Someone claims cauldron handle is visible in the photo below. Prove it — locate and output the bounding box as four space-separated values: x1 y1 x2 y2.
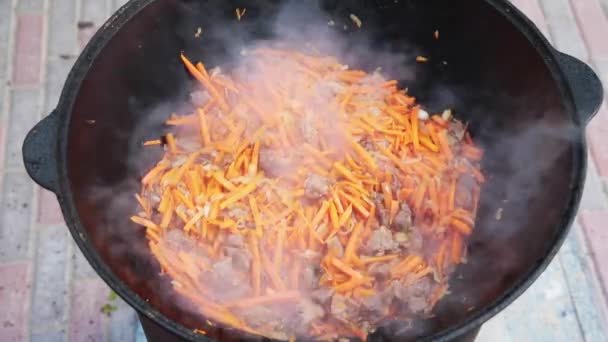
555 51 604 125
22 110 59 192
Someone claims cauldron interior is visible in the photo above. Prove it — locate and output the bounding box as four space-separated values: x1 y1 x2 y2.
66 0 579 340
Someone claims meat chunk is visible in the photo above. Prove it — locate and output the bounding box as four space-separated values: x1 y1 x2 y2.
224 247 251 272
368 262 392 280
304 174 330 199
331 294 360 324
311 287 334 304
237 306 279 328
259 149 293 177
326 235 344 258
366 226 399 255
392 203 412 232
190 90 211 107
302 265 320 289
360 290 392 317
297 299 325 325
447 120 466 146
455 173 476 208
392 278 433 314
207 258 251 301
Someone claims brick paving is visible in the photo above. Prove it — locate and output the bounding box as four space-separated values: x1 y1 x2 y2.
0 0 607 341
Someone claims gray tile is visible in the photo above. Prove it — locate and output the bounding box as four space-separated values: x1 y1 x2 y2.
540 0 589 61
31 329 67 342
44 57 74 114
72 240 98 279
109 298 138 342
81 0 110 25
483 258 584 341
559 223 608 342
30 225 71 333
5 88 41 169
48 0 78 58
16 0 44 13
0 172 34 261
0 0 12 81
579 155 608 210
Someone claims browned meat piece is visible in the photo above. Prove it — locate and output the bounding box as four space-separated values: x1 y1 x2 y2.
300 111 320 145
447 120 466 146
297 299 325 326
331 294 360 324
226 207 249 222
360 289 392 317
392 203 412 232
190 90 211 107
326 235 344 258
259 149 293 177
225 247 251 272
373 195 390 227
207 258 251 301
311 287 334 304
368 262 392 280
455 173 476 208
237 306 279 328
164 229 196 252
302 265 320 289
392 277 433 314
396 227 423 253
366 226 399 255
304 174 330 199
225 234 245 247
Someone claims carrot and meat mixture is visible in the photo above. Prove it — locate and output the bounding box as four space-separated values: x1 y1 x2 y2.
131 47 484 341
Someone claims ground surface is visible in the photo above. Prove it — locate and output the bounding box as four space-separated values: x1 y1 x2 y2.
0 0 607 341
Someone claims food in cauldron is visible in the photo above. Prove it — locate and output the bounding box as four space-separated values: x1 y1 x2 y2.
130 47 484 341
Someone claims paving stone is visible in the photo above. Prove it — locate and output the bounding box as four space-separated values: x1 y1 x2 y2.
540 0 589 60
560 222 608 342
30 225 70 333
72 240 99 280
44 57 74 114
0 261 32 342
587 103 608 178
81 0 110 25
0 172 34 261
17 0 45 14
109 298 138 342
12 14 43 86
5 88 41 170
570 0 608 60
48 0 78 58
69 278 109 342
579 210 608 298
510 0 550 36
0 0 12 81
37 188 64 225
31 330 67 342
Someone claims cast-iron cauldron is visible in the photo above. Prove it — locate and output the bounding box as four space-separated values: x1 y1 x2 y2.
22 0 604 341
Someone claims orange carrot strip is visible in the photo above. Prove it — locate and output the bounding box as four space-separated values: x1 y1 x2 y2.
180 53 229 112
338 204 353 227
411 109 420 150
274 224 286 272
219 182 257 209
198 109 212 147
249 235 262 296
184 209 205 233
311 201 330 228
130 216 158 229
261 252 287 291
437 129 454 159
343 221 363 263
142 160 170 185
451 232 463 263
143 139 162 146
450 218 473 235
211 172 237 191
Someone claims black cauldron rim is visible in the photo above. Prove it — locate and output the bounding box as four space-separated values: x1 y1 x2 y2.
22 0 603 341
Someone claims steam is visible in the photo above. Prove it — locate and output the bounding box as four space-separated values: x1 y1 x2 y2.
78 0 580 340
